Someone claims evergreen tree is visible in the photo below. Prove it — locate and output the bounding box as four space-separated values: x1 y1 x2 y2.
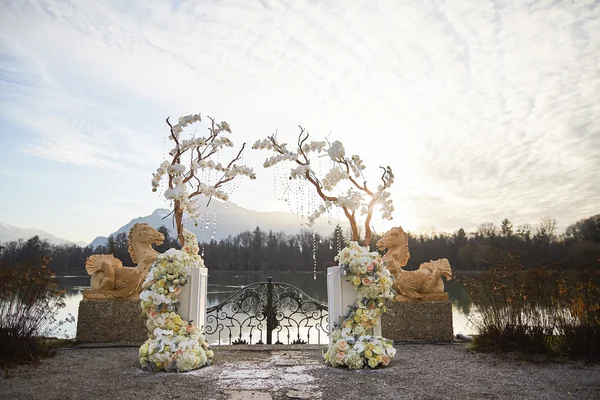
500 218 514 237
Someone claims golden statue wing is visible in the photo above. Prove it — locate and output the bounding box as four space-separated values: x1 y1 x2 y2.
85 254 123 276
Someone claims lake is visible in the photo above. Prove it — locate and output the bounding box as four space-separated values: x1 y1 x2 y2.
52 271 478 343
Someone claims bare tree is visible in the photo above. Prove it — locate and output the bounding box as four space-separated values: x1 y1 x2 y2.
535 217 557 242
477 222 498 238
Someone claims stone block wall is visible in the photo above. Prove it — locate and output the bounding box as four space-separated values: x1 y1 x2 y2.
381 301 453 342
76 298 147 343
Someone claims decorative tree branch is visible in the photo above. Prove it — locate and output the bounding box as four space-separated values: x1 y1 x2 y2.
253 126 394 248
153 113 256 246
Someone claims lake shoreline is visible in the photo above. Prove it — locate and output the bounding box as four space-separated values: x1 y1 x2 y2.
52 275 479 339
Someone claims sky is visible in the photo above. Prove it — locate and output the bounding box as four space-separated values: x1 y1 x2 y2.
0 0 599 244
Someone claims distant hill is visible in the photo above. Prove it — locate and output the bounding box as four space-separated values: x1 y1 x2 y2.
89 199 348 248
0 221 83 246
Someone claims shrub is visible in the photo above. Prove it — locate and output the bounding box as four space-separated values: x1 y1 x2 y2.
461 253 600 361
0 259 71 372
555 277 600 359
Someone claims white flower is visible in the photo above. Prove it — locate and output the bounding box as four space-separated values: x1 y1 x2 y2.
353 341 365 353
327 141 345 159
154 328 173 340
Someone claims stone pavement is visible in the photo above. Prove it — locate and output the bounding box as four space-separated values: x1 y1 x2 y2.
2 343 600 399
208 347 324 399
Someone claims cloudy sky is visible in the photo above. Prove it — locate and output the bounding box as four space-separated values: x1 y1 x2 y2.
1 0 599 244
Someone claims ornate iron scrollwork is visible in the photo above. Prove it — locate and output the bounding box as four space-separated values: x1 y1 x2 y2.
205 277 329 345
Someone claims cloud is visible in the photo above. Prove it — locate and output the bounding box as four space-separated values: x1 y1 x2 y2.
0 0 599 241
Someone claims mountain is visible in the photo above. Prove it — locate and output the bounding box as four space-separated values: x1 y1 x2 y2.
0 221 81 246
88 199 349 248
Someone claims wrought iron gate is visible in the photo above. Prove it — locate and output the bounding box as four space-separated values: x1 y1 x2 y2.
205 277 329 345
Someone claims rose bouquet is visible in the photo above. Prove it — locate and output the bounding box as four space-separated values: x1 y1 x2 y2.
324 330 396 369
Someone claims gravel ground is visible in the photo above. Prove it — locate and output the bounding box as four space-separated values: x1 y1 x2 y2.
2 342 599 400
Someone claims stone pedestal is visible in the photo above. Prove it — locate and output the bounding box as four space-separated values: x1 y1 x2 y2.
178 266 208 328
76 297 147 343
381 301 453 342
327 266 381 336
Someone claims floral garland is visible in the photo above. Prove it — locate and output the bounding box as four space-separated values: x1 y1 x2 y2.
139 229 214 372
324 242 397 369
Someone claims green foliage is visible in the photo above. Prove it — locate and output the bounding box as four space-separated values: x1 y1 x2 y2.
460 254 600 361
0 259 73 372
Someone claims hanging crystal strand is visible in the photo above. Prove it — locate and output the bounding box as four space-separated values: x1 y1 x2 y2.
336 159 344 253
299 181 303 221
286 164 295 214
324 148 332 228
329 203 333 250
273 165 279 201
313 189 320 279
276 163 284 203
211 209 217 241
312 230 317 280
202 169 209 256
200 217 209 256
211 151 220 243
197 167 206 256
278 165 286 210
285 168 292 213
336 205 342 254
301 181 305 221
160 123 169 210
295 179 300 219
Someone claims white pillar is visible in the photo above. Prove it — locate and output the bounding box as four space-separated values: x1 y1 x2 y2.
327 266 381 336
178 266 208 329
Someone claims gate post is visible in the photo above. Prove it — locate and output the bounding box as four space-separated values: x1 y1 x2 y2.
266 277 273 344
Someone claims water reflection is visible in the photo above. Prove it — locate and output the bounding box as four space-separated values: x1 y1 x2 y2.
207 271 329 305
52 272 478 339
446 280 474 315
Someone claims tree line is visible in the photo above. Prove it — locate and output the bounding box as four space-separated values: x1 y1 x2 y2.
0 215 598 276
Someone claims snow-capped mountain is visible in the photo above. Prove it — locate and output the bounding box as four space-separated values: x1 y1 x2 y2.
88 199 348 248
0 221 83 246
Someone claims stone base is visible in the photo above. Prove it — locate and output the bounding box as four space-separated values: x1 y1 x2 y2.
83 290 139 300
381 301 453 342
76 298 147 343
394 292 449 302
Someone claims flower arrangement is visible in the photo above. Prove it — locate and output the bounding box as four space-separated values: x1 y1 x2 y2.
324 331 396 369
253 125 398 368
324 242 396 369
139 229 214 372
